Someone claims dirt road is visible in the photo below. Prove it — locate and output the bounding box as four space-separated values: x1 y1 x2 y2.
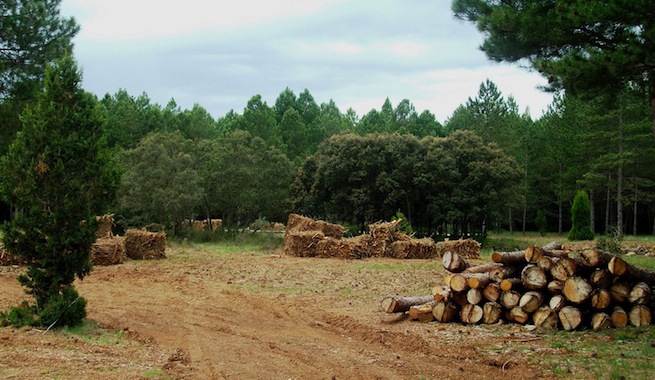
0 243 558 379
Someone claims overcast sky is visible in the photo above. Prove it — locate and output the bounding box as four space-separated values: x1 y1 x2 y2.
60 0 554 123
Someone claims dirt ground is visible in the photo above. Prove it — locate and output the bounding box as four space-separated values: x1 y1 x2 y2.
0 243 571 380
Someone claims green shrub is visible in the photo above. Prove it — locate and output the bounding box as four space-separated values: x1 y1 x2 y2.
568 190 594 241
535 210 547 237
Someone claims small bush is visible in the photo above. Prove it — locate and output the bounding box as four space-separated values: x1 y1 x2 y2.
2 286 86 328
535 210 547 237
568 190 594 241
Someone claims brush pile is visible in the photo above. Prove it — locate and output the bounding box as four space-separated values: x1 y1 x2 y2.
283 214 440 259
436 239 481 259
124 229 167 260
91 236 127 265
95 214 114 238
383 242 655 331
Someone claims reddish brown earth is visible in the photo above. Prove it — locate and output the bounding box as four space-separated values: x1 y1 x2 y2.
0 243 568 379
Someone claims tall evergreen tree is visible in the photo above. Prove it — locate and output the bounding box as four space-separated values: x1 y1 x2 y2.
452 0 655 142
0 56 118 327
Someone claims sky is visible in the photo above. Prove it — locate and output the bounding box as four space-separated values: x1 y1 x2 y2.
60 0 555 123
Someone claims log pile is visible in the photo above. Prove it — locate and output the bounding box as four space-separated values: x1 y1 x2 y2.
283 214 441 259
124 229 167 260
384 243 655 331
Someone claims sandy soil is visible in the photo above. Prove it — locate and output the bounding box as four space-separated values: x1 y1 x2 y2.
0 243 566 379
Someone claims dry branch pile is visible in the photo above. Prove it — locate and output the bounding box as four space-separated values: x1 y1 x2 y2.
384 242 655 331
124 229 167 260
436 239 481 259
0 248 25 266
95 214 115 239
91 236 127 265
283 214 440 259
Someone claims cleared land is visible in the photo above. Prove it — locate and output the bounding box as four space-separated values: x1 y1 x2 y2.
0 238 653 379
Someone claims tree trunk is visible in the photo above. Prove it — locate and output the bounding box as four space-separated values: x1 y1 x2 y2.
381 295 434 313
533 306 558 329
460 303 483 324
590 289 612 310
547 280 564 295
483 283 502 302
629 305 652 327
628 282 651 305
500 290 521 309
563 276 593 304
433 301 458 323
609 280 631 303
466 288 483 305
506 307 529 324
549 295 566 312
442 251 470 273
491 250 526 264
519 291 544 313
633 182 638 236
500 278 522 292
408 302 436 323
483 302 502 324
590 189 595 233
606 173 611 234
521 265 548 290
611 306 628 327
591 312 613 331
467 273 491 289
559 306 583 331
589 268 613 289
489 264 522 282
609 256 655 286
551 257 579 281
463 262 503 274
508 207 513 234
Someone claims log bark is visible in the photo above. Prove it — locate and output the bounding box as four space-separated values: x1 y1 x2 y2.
563 276 593 304
466 273 491 289
381 295 435 313
408 302 436 323
590 289 612 310
500 278 522 291
519 291 544 313
433 301 458 323
483 283 502 302
460 303 483 324
521 265 548 290
462 262 503 274
611 306 628 328
489 265 522 282
629 305 652 327
442 250 470 273
533 306 559 329
591 312 613 331
609 256 655 286
629 282 651 305
500 290 521 309
559 306 583 331
549 295 566 312
491 250 527 264
482 302 502 324
551 257 578 281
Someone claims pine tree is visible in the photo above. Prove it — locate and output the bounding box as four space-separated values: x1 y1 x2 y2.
0 55 118 327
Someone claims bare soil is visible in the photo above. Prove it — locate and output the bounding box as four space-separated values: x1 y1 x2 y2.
0 243 569 379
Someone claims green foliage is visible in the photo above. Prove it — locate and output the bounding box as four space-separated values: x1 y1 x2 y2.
394 211 413 235
118 131 204 230
568 190 595 241
293 131 522 235
535 209 547 236
596 227 624 255
0 56 116 327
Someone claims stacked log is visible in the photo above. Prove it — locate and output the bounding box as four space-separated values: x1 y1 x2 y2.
384 243 655 330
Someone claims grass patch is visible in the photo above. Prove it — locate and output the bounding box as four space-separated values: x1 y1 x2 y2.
61 320 125 345
537 327 655 379
142 368 173 379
